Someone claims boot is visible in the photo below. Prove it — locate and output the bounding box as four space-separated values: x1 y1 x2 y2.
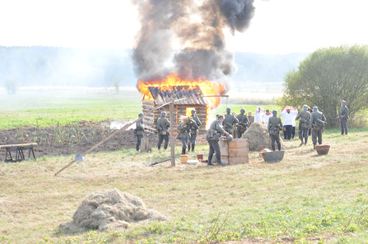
191 144 195 152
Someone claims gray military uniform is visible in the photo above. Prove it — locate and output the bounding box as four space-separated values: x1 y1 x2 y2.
310 110 326 146
296 110 311 145
236 114 249 138
177 120 192 154
157 116 170 150
340 105 349 135
268 116 283 151
135 118 144 151
207 120 227 165
189 115 202 151
223 114 239 134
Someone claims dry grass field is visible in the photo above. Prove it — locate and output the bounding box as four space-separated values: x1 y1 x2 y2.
1 129 368 243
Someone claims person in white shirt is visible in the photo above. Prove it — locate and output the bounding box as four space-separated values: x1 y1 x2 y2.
254 107 263 124
262 109 273 127
281 108 298 140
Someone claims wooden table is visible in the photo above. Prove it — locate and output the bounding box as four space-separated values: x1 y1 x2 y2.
0 143 37 162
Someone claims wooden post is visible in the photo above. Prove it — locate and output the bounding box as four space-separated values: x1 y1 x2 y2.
169 100 176 167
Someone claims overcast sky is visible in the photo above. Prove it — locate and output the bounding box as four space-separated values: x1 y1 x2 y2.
0 0 367 54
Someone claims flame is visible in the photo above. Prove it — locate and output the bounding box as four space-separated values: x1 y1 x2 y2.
137 73 226 109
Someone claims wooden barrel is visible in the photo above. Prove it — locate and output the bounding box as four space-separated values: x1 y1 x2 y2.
219 139 249 165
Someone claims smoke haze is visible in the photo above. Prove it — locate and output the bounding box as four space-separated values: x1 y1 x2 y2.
0 47 134 87
132 0 255 82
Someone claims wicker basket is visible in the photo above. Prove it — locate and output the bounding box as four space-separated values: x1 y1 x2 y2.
315 144 330 155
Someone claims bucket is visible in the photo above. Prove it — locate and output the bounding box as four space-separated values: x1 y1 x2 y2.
180 154 189 164
196 154 204 162
261 150 285 163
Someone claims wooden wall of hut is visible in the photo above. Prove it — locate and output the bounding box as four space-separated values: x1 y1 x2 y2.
142 101 208 134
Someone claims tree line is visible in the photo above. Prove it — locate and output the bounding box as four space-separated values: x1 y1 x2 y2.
280 45 368 127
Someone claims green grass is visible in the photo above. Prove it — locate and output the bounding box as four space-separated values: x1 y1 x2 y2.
0 90 280 130
1 130 368 243
0 92 141 129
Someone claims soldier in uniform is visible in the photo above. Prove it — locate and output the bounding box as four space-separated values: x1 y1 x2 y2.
236 108 249 138
189 109 202 152
268 110 283 151
156 111 170 150
206 115 231 166
177 116 193 155
134 113 145 152
339 100 349 135
223 107 239 135
310 106 327 149
295 105 311 146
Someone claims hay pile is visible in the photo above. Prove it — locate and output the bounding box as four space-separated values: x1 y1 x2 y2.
242 123 271 151
60 189 167 233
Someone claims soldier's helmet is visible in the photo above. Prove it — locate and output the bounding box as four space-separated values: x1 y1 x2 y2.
303 105 308 111
226 107 231 114
240 108 245 114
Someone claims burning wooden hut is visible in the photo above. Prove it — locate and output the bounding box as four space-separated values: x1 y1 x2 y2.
142 85 208 134
137 74 227 134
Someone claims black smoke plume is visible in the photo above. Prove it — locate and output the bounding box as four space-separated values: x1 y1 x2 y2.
132 0 255 82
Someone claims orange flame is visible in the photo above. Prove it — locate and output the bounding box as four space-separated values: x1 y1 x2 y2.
137 73 226 109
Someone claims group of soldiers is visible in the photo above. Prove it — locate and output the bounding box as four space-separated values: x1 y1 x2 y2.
205 108 251 166
268 100 349 151
134 100 349 166
134 109 202 154
176 110 202 154
267 106 327 151
268 105 327 151
206 100 349 165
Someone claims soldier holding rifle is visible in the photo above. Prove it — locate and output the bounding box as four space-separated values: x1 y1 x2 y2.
310 106 327 149
207 115 231 166
223 108 239 136
157 111 170 150
236 108 249 138
189 109 202 152
268 111 283 151
339 100 349 135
